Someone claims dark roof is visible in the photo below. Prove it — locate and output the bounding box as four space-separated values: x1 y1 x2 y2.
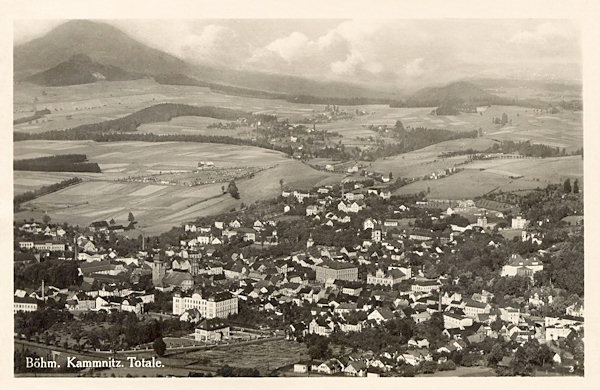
14 296 38 304
197 318 229 331
318 259 357 270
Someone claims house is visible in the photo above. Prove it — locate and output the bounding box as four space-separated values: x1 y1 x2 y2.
89 221 109 232
363 218 376 230
501 254 543 278
315 260 358 283
14 296 38 313
344 360 367 376
161 270 194 291
337 201 364 214
293 362 309 374
194 318 230 342
566 302 584 318
512 216 529 230
499 307 520 324
308 318 334 337
237 228 256 242
367 268 409 286
368 307 395 323
463 299 491 318
546 326 573 341
317 359 344 375
443 312 473 329
173 291 238 318
411 280 441 293
412 311 432 324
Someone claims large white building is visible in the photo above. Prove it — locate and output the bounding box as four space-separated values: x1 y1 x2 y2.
14 296 38 313
315 260 358 283
512 216 529 230
501 254 543 278
173 291 238 318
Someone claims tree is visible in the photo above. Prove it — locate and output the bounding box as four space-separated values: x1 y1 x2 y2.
563 178 571 193
128 211 136 223
43 214 51 224
573 179 579 194
487 343 505 366
228 180 240 199
153 337 166 357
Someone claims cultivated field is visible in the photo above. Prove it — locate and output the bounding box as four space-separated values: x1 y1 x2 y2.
137 116 255 139
14 140 341 233
180 339 310 375
393 155 583 199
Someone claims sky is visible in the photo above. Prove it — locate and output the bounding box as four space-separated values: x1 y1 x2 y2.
14 19 581 90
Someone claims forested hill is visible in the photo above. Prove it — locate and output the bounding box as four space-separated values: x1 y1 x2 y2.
27 54 144 86
403 81 508 107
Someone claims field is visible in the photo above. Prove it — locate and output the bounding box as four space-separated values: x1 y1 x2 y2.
179 339 310 375
14 140 341 233
13 80 583 230
393 155 583 199
137 116 255 139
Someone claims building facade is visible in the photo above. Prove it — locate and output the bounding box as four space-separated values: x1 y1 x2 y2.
173 291 238 318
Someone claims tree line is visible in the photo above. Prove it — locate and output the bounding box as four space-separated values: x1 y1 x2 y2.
14 154 101 173
14 177 82 210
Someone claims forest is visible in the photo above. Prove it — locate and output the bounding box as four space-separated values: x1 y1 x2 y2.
14 154 101 173
486 140 581 158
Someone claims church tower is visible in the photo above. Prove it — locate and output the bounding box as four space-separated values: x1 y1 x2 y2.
151 259 166 287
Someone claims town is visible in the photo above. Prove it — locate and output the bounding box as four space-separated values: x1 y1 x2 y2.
14 173 584 377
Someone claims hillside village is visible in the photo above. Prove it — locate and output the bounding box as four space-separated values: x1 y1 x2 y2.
14 176 583 376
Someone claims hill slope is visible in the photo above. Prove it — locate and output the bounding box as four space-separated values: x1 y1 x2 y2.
405 81 504 107
27 54 144 86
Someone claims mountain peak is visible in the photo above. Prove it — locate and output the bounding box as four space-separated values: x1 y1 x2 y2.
15 20 190 78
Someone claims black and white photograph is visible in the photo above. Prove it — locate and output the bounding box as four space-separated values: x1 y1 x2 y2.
5 1 596 384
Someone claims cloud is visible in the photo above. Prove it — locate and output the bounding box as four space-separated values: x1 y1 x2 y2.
264 32 310 62
178 24 246 65
331 50 383 76
509 22 571 45
404 58 425 77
